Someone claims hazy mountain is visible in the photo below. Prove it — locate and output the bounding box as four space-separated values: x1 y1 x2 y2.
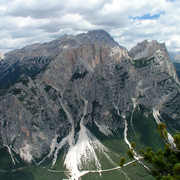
0 30 179 180
168 51 180 79
169 51 180 62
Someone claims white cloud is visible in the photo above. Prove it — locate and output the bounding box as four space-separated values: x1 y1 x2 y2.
0 0 180 53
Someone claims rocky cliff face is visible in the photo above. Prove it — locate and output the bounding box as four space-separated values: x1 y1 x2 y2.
0 30 180 179
0 30 120 91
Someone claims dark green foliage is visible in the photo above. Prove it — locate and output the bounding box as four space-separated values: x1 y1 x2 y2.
126 124 180 180
132 105 164 150
10 88 22 95
174 133 180 149
58 108 67 120
130 142 136 149
0 170 34 180
142 147 155 164
133 57 155 68
20 78 29 86
161 113 180 132
0 56 50 91
139 149 145 155
44 85 52 92
156 149 163 156
173 163 180 176
119 157 126 167
127 149 134 159
70 69 88 81
158 122 168 139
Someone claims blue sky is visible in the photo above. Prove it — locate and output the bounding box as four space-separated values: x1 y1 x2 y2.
0 0 180 53
131 12 165 20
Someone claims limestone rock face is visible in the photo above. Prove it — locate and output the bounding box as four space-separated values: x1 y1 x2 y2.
129 40 168 59
0 30 180 161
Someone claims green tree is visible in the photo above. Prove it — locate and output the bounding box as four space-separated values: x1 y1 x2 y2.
119 157 126 167
126 123 180 180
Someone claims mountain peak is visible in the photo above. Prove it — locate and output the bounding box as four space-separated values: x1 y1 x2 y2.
129 39 167 60
87 29 112 37
76 29 122 48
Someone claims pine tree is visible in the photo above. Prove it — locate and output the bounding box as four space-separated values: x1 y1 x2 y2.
125 123 180 179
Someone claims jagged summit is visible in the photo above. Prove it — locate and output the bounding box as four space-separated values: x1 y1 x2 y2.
129 39 168 60
0 30 176 92
4 30 169 63
76 29 120 47
3 30 120 60
0 30 127 90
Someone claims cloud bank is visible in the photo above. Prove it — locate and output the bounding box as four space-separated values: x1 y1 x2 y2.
0 0 180 53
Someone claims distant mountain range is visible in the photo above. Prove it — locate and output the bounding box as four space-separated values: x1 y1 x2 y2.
168 51 180 79
168 51 180 62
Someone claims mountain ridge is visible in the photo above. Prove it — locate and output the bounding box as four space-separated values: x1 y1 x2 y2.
0 30 124 91
0 30 180 180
